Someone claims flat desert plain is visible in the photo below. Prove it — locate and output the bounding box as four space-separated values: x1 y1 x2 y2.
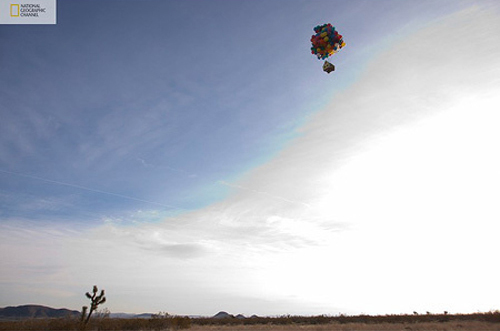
189 321 500 331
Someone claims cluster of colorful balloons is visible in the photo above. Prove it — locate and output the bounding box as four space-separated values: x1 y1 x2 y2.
310 23 345 60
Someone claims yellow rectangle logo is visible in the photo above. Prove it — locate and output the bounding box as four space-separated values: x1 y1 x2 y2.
10 4 20 17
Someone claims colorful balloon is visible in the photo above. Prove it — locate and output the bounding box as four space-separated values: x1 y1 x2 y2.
310 23 346 61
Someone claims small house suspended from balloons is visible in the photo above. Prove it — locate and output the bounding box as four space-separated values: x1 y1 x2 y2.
310 23 345 74
322 61 335 73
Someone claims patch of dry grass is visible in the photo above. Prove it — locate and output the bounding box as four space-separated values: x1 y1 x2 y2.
188 321 500 331
1 312 499 331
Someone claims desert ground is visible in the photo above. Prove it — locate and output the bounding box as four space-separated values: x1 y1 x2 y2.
1 312 500 331
188 321 500 331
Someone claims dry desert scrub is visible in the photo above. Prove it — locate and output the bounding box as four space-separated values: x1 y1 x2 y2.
1 312 499 331
188 321 500 331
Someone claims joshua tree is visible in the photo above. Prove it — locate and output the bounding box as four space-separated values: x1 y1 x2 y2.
81 285 106 326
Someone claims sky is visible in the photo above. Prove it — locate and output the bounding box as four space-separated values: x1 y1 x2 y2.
1 0 500 317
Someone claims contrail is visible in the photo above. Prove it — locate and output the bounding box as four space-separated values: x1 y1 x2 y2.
218 180 311 208
0 168 184 210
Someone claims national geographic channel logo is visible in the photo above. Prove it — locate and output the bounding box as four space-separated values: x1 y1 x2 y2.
1 0 56 24
11 4 46 18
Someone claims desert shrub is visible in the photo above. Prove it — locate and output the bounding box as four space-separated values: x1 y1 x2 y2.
149 313 191 330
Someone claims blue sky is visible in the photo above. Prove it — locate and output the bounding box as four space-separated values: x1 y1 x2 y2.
1 0 500 316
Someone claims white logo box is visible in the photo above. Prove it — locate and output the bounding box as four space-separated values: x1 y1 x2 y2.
0 0 56 24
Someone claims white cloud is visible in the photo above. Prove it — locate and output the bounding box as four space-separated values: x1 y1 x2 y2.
156 5 500 314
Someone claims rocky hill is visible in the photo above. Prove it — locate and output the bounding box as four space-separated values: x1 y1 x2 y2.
0 305 80 320
212 311 249 319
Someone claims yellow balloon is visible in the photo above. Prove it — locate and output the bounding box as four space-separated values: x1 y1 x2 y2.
320 32 327 37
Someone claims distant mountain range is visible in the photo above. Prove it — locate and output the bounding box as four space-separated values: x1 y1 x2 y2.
0 305 80 320
108 312 154 319
0 305 254 320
